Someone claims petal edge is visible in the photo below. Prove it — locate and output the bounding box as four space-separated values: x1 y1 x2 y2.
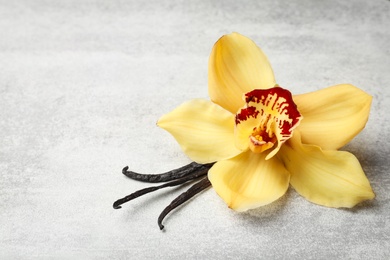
158 99 241 164
294 84 372 149
208 32 276 113
209 151 290 211
279 132 375 208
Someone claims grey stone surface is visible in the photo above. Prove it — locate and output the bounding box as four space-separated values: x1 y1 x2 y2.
1 0 389 259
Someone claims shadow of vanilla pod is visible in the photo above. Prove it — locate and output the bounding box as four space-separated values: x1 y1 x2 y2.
113 32 375 230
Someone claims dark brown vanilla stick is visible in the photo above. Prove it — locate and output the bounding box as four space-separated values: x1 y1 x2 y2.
113 167 210 209
157 177 211 230
122 162 214 183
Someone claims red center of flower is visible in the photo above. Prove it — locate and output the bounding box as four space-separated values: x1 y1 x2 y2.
234 86 302 159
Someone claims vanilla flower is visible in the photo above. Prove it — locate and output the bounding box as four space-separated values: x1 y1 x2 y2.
114 33 374 229
158 32 374 211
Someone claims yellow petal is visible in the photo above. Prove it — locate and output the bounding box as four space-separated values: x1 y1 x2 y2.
279 132 375 208
294 84 372 150
208 32 276 114
208 151 290 211
157 99 242 164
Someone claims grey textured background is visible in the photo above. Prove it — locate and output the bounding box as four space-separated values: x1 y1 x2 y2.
1 0 389 259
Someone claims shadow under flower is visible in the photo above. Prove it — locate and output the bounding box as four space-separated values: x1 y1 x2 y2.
241 188 291 221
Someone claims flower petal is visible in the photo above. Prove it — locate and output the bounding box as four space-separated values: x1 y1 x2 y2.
208 32 276 114
279 132 375 208
157 99 242 164
208 151 290 211
294 84 372 150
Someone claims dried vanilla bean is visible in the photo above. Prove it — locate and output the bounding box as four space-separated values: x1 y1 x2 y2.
113 162 215 230
113 166 209 209
122 162 213 183
158 177 211 230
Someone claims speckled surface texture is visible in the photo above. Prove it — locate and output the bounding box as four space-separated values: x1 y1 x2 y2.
1 0 389 259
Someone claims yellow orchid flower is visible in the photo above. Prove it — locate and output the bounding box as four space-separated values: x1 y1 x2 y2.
157 32 374 212
113 33 375 230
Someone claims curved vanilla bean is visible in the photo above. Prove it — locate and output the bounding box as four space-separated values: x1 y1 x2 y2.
113 167 209 209
157 177 211 230
122 162 214 183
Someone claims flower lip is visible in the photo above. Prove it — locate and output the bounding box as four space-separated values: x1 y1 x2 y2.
234 86 303 159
